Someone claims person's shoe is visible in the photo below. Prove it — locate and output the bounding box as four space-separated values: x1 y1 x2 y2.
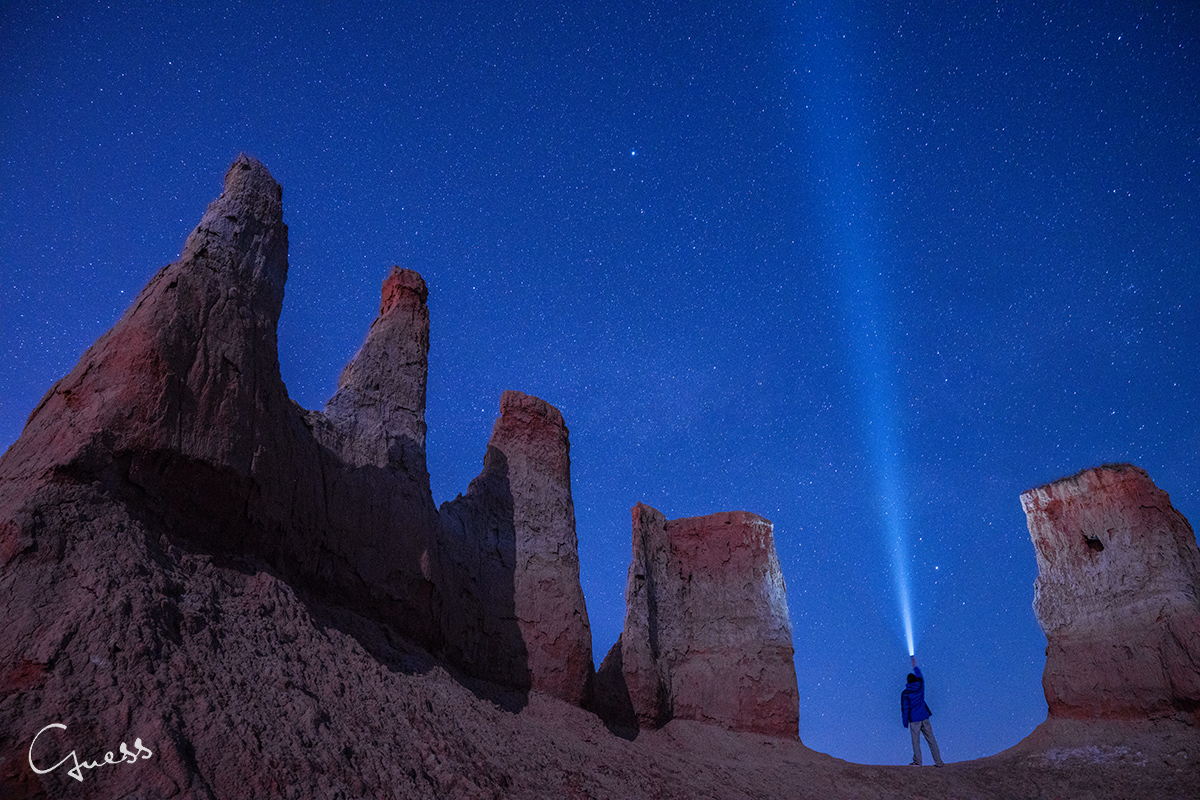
934 763 944 768
909 761 920 766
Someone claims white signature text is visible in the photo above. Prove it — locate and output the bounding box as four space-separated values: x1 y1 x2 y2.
28 723 153 783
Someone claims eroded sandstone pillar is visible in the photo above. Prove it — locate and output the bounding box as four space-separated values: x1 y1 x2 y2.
439 391 593 704
597 503 798 737
1021 464 1200 721
321 266 430 477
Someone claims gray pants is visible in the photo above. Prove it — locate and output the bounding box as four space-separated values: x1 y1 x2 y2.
909 718 944 766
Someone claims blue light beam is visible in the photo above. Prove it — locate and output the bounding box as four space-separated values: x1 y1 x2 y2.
842 272 916 658
794 1 917 656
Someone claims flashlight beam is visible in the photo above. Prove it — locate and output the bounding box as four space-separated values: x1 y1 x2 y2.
794 0 919 656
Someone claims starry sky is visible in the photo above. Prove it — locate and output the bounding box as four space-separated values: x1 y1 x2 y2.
2 0 1197 766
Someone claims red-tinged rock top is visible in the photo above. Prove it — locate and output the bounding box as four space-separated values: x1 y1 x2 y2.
657 509 776 572
500 389 566 428
380 266 428 316
1021 464 1200 629
1021 464 1200 721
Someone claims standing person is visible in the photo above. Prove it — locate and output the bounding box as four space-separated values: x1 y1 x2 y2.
901 654 944 766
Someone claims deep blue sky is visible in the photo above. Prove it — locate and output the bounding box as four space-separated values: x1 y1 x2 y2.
2 1 1197 765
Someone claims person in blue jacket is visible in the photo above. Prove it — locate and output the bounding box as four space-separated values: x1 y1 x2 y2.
901 654 944 766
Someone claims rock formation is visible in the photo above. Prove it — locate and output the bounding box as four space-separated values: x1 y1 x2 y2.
0 155 598 686
0 156 602 796
4 156 1197 798
438 390 593 704
318 266 431 475
303 263 442 644
595 504 799 738
1021 463 1200 722
0 159 444 646
0 155 291 490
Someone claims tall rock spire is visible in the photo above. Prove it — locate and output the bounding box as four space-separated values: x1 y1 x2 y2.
0 154 290 487
438 391 594 704
321 267 430 477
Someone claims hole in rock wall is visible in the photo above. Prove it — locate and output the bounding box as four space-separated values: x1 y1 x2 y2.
1084 535 1105 553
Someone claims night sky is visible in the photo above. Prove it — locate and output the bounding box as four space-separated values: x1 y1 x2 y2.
3 1 1197 766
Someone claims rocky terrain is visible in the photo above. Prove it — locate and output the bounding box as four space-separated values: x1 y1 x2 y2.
1 157 1197 798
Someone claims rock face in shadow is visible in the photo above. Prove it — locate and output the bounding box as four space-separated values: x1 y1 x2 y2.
1021 463 1200 722
0 157 599 796
0 155 442 647
595 503 799 738
439 391 593 705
